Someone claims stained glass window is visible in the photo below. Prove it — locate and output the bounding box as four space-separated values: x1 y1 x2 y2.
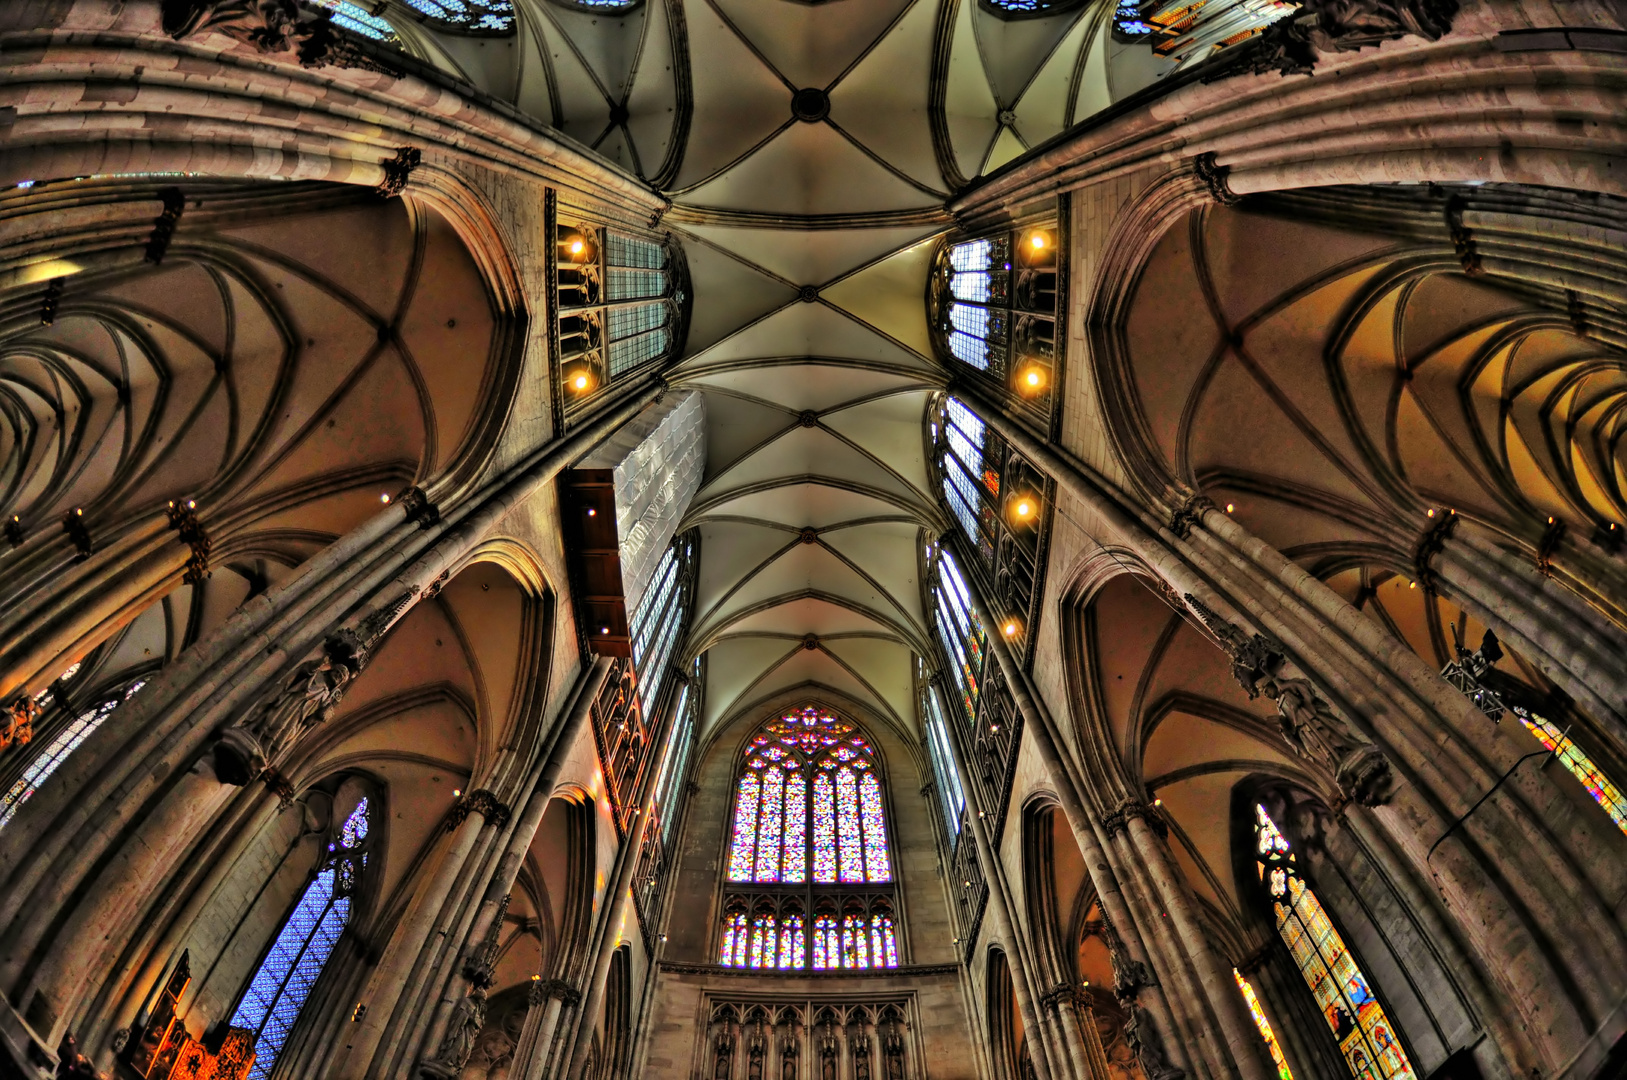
933 548 986 730
0 678 144 832
718 707 898 969
1509 704 1627 835
924 682 967 839
312 0 398 40
931 230 1057 404
1112 0 1297 65
630 540 689 714
400 0 515 31
557 223 683 402
232 798 371 1080
1235 968 1294 1080
1255 805 1416 1080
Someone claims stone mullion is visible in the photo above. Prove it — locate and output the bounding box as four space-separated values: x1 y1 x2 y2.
561 803 648 1080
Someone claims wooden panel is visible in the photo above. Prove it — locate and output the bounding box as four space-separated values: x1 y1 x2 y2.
560 468 632 656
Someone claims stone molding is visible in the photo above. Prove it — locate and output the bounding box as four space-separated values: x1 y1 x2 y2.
658 962 961 979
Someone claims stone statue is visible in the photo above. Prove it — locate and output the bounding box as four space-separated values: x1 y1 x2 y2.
1124 1004 1185 1080
420 986 488 1079
56 1033 103 1080
1274 678 1393 807
1246 0 1457 75
213 632 363 785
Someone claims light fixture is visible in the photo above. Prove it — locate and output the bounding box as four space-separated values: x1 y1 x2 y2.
564 361 597 395
1028 230 1049 251
1427 508 1436 518
600 626 610 635
1225 503 1235 513
560 230 593 262
1409 581 1417 589
1020 365 1046 392
1012 496 1036 521
1003 620 1019 637
380 492 391 504
453 788 462 797
1153 798 1162 807
586 508 596 517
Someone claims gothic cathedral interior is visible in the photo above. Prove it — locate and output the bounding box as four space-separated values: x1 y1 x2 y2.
1 1 1625 1079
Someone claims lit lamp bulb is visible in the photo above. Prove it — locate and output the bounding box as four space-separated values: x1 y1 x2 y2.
1029 231 1049 251
573 373 589 391
569 239 585 256
1013 497 1035 521
1003 620 1019 637
1021 365 1045 392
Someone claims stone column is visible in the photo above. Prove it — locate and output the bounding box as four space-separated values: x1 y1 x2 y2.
956 538 1213 1080
562 803 646 1080
416 660 612 1064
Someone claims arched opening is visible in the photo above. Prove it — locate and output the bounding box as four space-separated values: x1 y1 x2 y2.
717 704 900 970
986 946 1029 1080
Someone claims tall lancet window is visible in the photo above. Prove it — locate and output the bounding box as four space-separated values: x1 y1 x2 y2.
1255 805 1417 1080
232 797 373 1080
0 673 144 832
718 706 899 970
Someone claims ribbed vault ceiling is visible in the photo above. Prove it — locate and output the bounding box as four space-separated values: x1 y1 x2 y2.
650 0 1115 742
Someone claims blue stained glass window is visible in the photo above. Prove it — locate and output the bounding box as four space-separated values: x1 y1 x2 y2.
312 0 398 40
400 0 515 31
933 548 986 730
630 541 688 713
1 678 144 832
232 798 371 1080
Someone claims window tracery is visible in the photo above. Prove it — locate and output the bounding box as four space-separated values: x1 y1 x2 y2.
556 222 688 417
232 796 373 1080
0 674 145 832
928 227 1058 419
1254 805 1416 1080
398 0 515 32
313 0 399 40
980 0 1088 17
718 706 899 970
926 537 1022 837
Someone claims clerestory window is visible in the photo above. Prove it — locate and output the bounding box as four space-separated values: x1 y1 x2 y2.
398 0 515 32
0 672 144 832
929 228 1058 415
717 706 900 970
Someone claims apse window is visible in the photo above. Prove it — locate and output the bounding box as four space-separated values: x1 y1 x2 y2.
312 0 399 40
718 706 899 970
930 226 1057 413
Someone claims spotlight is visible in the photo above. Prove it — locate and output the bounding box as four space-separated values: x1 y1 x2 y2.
1020 365 1046 392
1225 503 1235 513
1028 231 1049 251
1012 496 1036 522
1003 620 1019 637
381 493 392 504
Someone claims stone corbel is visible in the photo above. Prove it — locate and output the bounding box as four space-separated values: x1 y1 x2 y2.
375 148 422 199
1167 491 1216 539
1183 595 1393 807
1191 155 1241 207
166 499 212 585
396 485 442 530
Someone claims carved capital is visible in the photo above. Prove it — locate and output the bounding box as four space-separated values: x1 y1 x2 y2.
376 147 422 199
1536 516 1567 578
261 766 296 809
446 789 513 832
1412 510 1458 593
1168 492 1216 539
396 485 441 530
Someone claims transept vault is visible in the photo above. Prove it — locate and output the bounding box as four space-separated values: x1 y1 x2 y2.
1 2 1626 1080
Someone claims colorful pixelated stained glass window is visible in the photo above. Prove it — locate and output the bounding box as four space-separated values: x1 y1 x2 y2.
232 798 371 1080
1234 968 1294 1080
932 231 1056 402
0 677 145 832
719 707 898 970
1255 805 1416 1080
726 706 891 885
933 548 986 731
1509 704 1627 836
